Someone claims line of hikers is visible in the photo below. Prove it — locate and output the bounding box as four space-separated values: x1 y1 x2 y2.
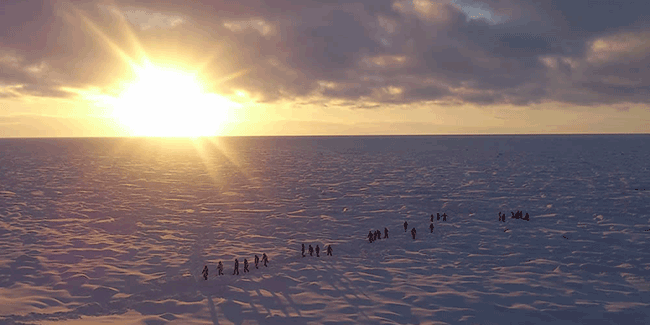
402 213 450 241
302 243 333 257
367 214 447 243
368 228 389 243
202 253 269 279
499 211 529 222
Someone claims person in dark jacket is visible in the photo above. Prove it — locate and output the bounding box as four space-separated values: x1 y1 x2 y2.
309 244 314 256
302 244 305 257
262 253 268 267
202 265 209 280
255 254 259 268
437 213 440 221
429 223 434 233
384 227 389 239
404 221 408 232
368 231 374 243
326 245 333 256
411 227 417 240
316 245 320 257
217 261 223 275
431 214 434 222
243 259 249 273
442 213 447 221
233 259 239 275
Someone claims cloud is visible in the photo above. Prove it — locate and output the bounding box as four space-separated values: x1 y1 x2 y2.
0 0 649 110
587 31 650 64
223 19 275 37
119 8 185 30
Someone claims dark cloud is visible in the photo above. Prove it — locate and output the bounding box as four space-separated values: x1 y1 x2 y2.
406 85 450 101
461 92 504 105
296 10 380 70
583 82 650 103
1 0 649 109
540 0 650 33
0 1 62 58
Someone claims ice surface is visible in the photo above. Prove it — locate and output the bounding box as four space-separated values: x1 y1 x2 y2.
0 135 649 324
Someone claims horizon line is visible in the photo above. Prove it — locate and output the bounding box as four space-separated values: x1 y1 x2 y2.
0 133 649 140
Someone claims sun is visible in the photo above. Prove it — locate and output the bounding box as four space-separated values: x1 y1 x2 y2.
112 62 237 137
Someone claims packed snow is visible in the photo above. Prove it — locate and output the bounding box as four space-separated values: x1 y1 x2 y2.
0 135 649 324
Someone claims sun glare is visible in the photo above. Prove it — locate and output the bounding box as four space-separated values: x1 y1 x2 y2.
112 62 237 137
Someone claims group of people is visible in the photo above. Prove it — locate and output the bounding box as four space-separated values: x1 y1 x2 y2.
401 220 418 240
428 213 449 234
201 253 269 280
368 228 389 243
432 213 448 222
302 243 333 257
364 212 451 244
200 208 537 280
499 211 530 221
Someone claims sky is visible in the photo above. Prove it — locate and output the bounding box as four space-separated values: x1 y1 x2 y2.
1 0 649 137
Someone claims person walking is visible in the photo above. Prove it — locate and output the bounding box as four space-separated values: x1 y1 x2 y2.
243 259 249 273
202 265 209 280
437 213 440 221
255 254 259 268
404 221 408 232
429 223 434 233
326 245 333 256
368 231 374 243
442 213 447 221
431 214 434 222
315 245 320 257
384 227 388 239
217 261 224 275
411 227 417 240
233 259 239 275
262 253 268 267
309 244 314 256
302 244 305 257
